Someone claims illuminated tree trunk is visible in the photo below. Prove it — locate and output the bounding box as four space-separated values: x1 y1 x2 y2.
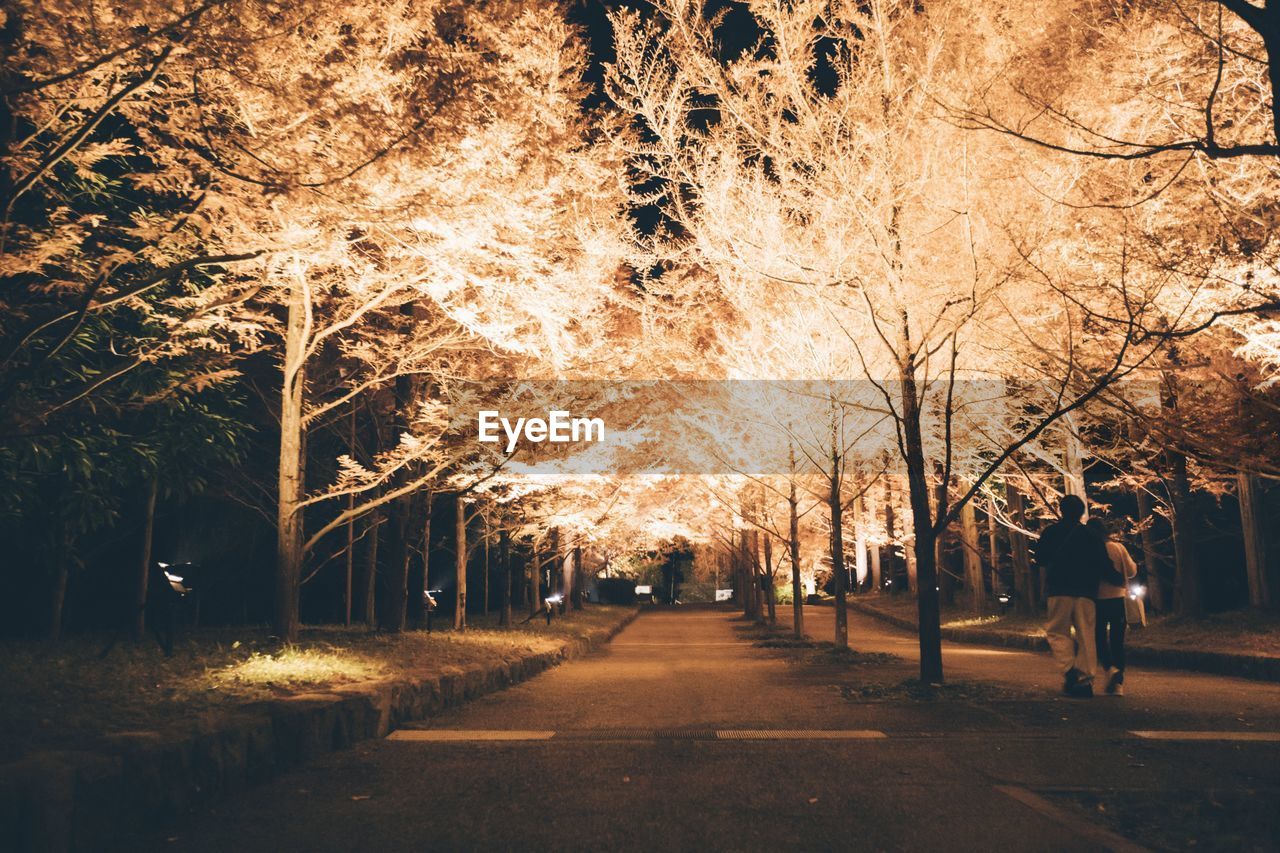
935 470 955 607
854 496 868 593
529 549 542 618
572 543 584 610
1063 414 1087 513
133 476 158 640
362 513 380 627
380 361 416 633
788 447 804 638
1238 472 1272 610
1006 483 1035 617
483 514 491 617
1135 486 1165 612
829 436 848 650
762 532 776 625
739 529 753 619
499 526 512 627
417 490 432 627
960 495 983 614
344 408 356 627
275 284 307 643
1162 380 1202 617
986 500 1000 595
884 481 898 593
454 496 467 630
902 356 943 684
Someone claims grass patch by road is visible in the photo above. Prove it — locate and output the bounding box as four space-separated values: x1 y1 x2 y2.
0 606 633 764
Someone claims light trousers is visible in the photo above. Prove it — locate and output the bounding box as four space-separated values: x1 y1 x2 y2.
1045 596 1097 682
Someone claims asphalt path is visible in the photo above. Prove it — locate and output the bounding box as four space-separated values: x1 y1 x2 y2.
130 605 1280 852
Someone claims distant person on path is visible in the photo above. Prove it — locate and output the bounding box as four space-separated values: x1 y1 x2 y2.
1033 495 1108 698
1087 517 1138 696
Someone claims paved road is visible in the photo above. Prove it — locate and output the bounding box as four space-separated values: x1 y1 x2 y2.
133 606 1280 852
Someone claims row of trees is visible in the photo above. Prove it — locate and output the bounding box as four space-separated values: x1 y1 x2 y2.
2 1 1277 683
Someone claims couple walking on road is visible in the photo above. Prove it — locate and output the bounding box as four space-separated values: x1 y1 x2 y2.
1035 494 1139 698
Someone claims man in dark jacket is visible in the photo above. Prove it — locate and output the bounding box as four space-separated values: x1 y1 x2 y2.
1033 495 1107 697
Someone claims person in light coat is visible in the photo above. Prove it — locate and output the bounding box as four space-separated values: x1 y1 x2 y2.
1087 517 1138 696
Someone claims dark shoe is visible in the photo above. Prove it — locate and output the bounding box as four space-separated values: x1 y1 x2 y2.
1068 681 1094 699
1062 668 1080 695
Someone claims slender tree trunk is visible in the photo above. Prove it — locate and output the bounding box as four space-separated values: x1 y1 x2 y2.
483 514 490 617
275 284 308 642
133 476 158 640
1006 483 1035 617
884 480 898 593
762 533 776 625
529 549 542 618
854 496 868 593
902 358 943 684
344 408 356 627
454 496 467 630
572 544 584 610
1166 448 1202 617
1135 486 1165 612
1063 414 1087 513
739 529 752 618
934 472 955 607
500 527 512 626
960 496 983 614
986 499 1000 595
905 536 918 595
362 513 380 627
830 440 848 650
789 451 804 638
419 490 433 627
1238 472 1272 609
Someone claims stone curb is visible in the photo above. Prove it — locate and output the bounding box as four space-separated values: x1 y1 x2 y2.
1 609 638 852
846 600 1280 683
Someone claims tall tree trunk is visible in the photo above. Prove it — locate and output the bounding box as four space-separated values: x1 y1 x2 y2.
275 284 308 642
1135 486 1165 613
789 451 804 639
500 526 512 627
454 495 467 630
572 543 584 610
1167 447 1203 617
482 514 491 617
829 438 848 650
986 499 1000 595
1063 414 1087 513
419 491 433 627
133 476 158 640
1006 483 1035 616
762 533 776 625
1238 472 1272 610
362 513 380 627
853 496 868 593
905 536 918 595
529 549 542 618
902 358 943 684
960 495 983 614
739 529 753 618
344 408 356 627
884 480 898 592
935 471 955 606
